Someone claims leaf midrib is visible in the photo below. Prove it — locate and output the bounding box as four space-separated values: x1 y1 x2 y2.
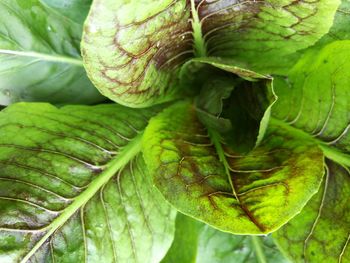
208 128 266 232
270 117 350 167
20 133 143 263
190 0 207 57
0 49 83 66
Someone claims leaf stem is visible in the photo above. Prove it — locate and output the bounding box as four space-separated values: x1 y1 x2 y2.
190 0 207 57
21 133 143 262
251 236 267 263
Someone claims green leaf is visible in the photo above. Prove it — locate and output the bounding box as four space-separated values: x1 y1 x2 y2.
161 213 202 263
272 0 350 74
273 160 350 263
271 40 350 262
82 0 192 107
318 0 350 44
143 101 324 235
200 0 340 73
162 213 289 263
40 0 92 24
0 0 105 106
0 103 176 262
82 0 339 106
273 41 350 159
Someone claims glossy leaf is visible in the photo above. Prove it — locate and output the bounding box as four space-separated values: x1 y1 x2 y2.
0 0 105 106
0 103 175 262
163 213 288 263
143 101 324 235
274 160 350 263
82 0 338 106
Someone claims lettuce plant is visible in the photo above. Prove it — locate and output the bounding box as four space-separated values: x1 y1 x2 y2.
0 0 349 262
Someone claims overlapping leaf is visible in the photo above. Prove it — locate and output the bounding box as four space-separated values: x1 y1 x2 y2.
0 0 105 106
198 0 340 73
41 0 92 24
273 41 350 158
82 0 338 107
143 101 324 235
274 160 350 263
0 103 176 263
162 213 288 263
271 40 350 262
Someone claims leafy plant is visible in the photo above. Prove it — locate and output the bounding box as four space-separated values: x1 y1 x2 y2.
0 0 349 262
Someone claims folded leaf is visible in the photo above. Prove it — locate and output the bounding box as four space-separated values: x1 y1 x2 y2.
162 213 288 263
0 0 105 106
274 160 350 263
143 101 324 234
193 63 275 152
0 103 175 262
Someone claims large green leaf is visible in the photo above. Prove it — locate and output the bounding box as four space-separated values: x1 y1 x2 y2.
162 213 288 263
82 0 338 107
273 41 350 158
0 103 176 262
82 0 192 107
271 40 350 262
0 0 105 106
143 101 324 235
274 160 350 263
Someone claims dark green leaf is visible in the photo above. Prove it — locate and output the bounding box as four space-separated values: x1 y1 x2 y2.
0 103 175 262
0 0 105 106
